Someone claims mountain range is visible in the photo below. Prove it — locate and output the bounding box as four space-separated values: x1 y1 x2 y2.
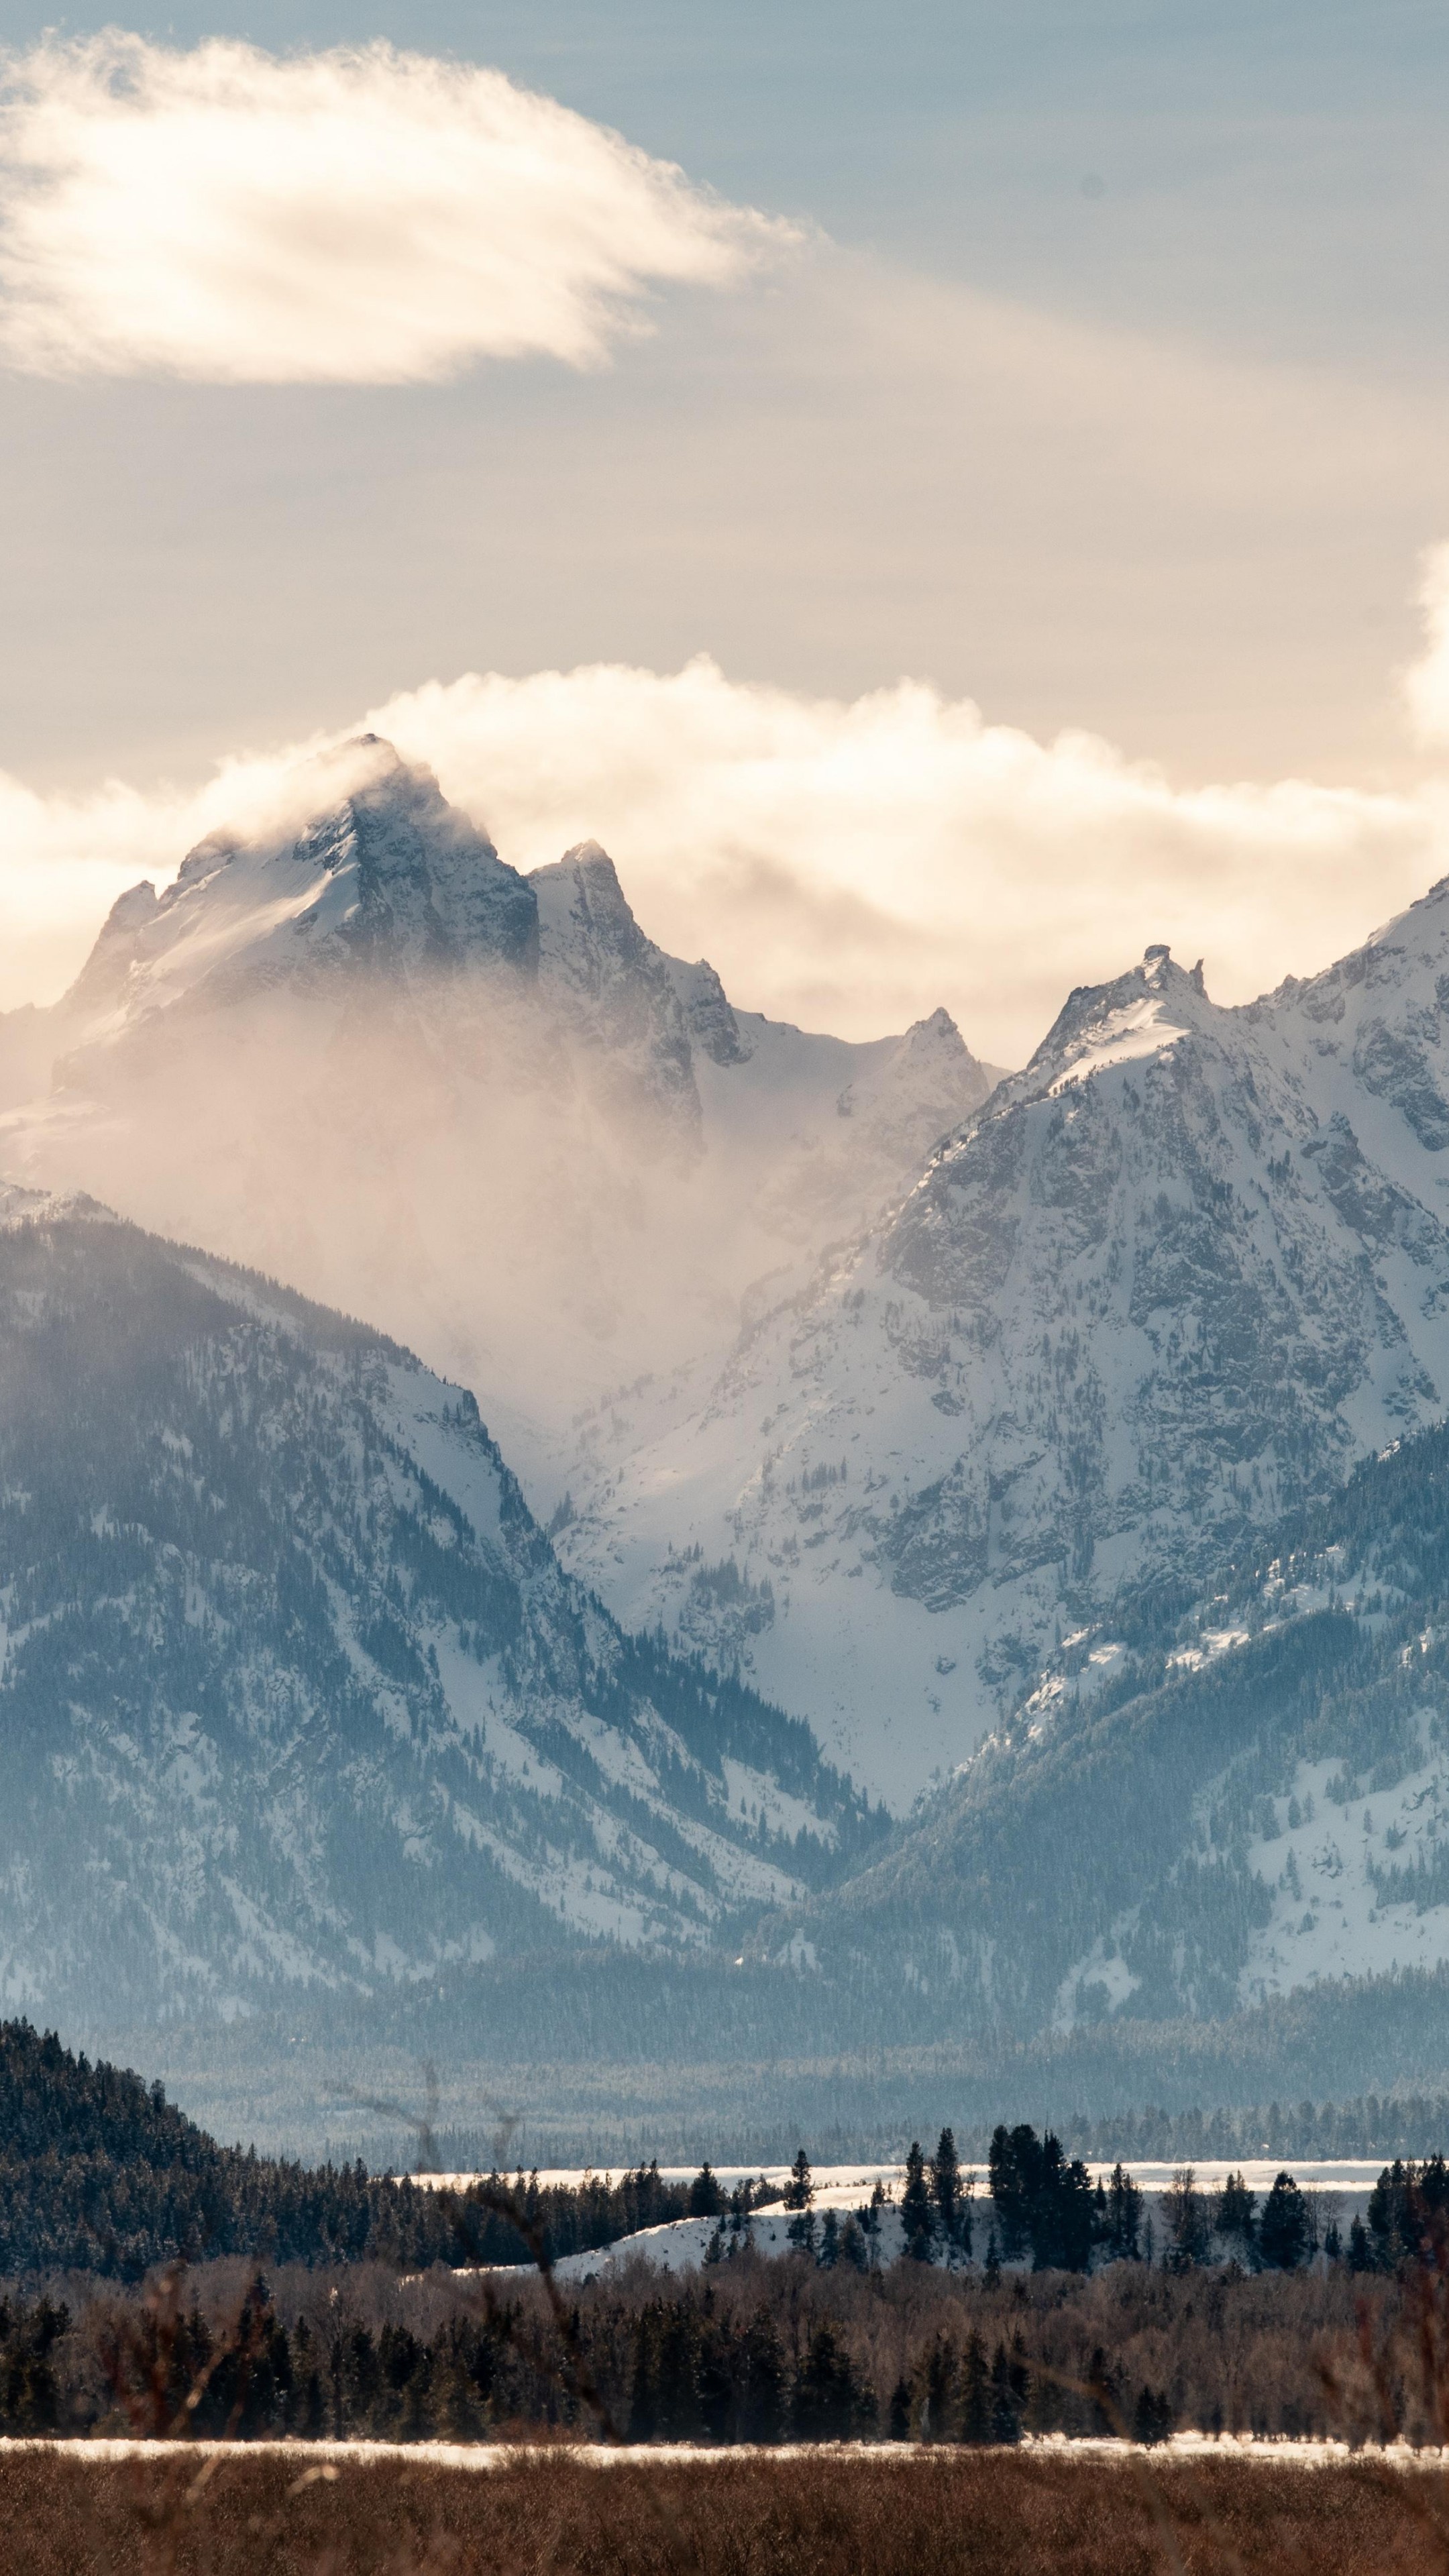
8 737 1449 2137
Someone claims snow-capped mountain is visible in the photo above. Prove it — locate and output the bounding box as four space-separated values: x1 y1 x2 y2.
549 892 1449 1803
753 1401 1449 2090
0 742 996 1489
0 1184 873 2027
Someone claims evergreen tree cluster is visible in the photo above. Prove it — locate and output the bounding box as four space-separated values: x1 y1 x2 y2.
987 2126 1097 2272
900 2133 974 2263
1352 2155 1449 2272
1159 2167 1316 2273
1038 2092 1449 2167
0 2023 727 2282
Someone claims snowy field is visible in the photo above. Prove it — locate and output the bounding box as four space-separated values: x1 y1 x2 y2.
7 2434 1449 2469
415 2161 1393 2197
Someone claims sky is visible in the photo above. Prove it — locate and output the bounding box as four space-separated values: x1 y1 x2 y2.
2 2 1449 1061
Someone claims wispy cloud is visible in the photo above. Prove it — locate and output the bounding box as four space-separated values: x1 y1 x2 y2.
1403 543 1449 747
0 35 794 382
3 647 1445 1063
368 659 1445 1062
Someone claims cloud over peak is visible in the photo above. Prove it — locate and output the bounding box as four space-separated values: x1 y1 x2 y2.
3 646 1445 1065
0 34 794 383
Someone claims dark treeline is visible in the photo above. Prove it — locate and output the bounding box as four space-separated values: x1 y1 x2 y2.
7 2246 1448 2449
0 2023 741 2281
383 2082 1449 2184
1012 2092 1449 2166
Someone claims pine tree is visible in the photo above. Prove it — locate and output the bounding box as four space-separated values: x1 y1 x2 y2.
989 2340 1024 2443
1258 2171 1311 2271
1132 2384 1174 2445
860 2180 886 2270
838 2214 869 2271
930 2127 964 2256
914 2332 956 2442
786 2208 818 2258
958 2330 991 2445
900 2141 935 2262
783 2149 814 2212
1213 2169 1257 2262
654 2306 703 2440
1105 2161 1143 2259
888 2376 912 2442
793 2322 861 2442
628 2305 661 2441
1163 2168 1210 2272
987 2123 1040 2260
737 2308 786 2444
688 2162 726 2217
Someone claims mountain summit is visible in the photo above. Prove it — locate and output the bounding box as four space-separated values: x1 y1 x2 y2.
0 745 997 1483
58 739 538 1058
549 903 1449 1800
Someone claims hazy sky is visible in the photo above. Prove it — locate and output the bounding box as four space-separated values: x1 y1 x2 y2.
3 3 1449 1059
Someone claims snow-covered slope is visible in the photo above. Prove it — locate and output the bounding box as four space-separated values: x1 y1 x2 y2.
0 1185 871 2027
761 1403 1449 2063
0 747 996 1499
550 900 1449 1803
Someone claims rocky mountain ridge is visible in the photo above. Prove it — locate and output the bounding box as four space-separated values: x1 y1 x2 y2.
0 1184 875 2027
549 887 1449 1801
748 1396 1449 2077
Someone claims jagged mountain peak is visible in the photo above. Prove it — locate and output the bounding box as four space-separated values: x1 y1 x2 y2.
549 881 1449 1802
531 840 651 969
51 738 537 1059
530 838 700 1138
833 1006 993 1167
1006 943 1220 1108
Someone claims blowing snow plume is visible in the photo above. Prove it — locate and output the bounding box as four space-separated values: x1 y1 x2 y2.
0 739 997 1499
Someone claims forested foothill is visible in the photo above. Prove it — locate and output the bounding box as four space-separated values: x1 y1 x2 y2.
0 2022 718 2281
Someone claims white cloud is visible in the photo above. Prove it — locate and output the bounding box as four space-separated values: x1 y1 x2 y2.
3 653 1446 1065
1404 542 1449 747
368 658 1446 1063
0 34 792 383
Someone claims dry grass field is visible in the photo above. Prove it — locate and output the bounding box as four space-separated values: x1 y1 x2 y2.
3 2447 1449 2576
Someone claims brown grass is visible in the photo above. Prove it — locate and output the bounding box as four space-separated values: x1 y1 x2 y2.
5 2449 1449 2576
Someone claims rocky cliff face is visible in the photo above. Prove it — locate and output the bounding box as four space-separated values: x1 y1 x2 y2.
550 898 1449 1804
0 1187 871 2027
